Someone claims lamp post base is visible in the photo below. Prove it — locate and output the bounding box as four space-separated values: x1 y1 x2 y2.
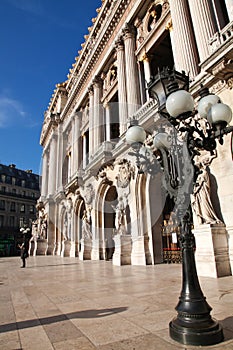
169 317 223 346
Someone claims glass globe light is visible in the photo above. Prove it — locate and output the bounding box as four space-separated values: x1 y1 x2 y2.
197 94 221 118
207 103 232 126
166 90 194 118
153 132 171 150
125 125 146 145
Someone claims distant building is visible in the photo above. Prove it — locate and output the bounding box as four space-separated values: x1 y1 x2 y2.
38 1 233 277
0 164 40 256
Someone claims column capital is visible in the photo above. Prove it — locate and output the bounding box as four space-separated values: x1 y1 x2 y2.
103 100 109 109
72 110 82 120
122 23 136 40
139 53 151 62
88 85 94 95
165 20 173 32
93 75 102 88
115 37 124 51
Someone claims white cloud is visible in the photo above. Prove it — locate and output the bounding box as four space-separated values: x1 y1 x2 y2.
0 94 27 128
4 0 44 16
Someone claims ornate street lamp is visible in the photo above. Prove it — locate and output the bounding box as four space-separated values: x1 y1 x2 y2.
126 68 233 346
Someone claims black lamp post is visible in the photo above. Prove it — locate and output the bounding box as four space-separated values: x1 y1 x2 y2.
125 68 233 346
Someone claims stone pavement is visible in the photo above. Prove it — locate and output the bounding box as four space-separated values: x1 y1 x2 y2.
0 256 233 350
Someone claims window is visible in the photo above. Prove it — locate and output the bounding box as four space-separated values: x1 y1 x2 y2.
21 180 25 187
1 186 6 192
6 175 12 184
12 189 16 195
29 205 34 214
20 204 25 213
0 200 5 210
0 215 4 227
12 177 16 185
19 218 25 227
10 202 16 212
10 216 14 227
1 175 6 183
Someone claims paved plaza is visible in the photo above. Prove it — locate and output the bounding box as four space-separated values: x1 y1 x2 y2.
0 256 233 350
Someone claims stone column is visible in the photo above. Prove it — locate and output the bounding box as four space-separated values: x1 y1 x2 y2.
93 77 103 149
88 87 94 158
47 132 57 197
115 38 128 134
122 24 141 118
188 0 217 63
169 0 199 78
56 123 64 193
141 53 151 101
72 111 81 175
82 133 87 169
41 149 49 200
225 0 233 21
104 102 111 141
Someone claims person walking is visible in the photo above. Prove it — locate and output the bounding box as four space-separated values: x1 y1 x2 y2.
19 242 28 268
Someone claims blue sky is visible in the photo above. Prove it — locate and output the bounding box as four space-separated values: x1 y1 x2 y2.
0 0 102 174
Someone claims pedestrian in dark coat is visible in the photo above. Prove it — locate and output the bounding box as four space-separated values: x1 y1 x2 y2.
19 242 28 268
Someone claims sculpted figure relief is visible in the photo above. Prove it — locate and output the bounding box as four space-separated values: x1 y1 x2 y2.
191 163 222 225
82 210 92 239
112 196 127 234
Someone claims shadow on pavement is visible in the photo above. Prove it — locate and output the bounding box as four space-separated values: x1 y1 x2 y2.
0 307 128 333
221 316 233 340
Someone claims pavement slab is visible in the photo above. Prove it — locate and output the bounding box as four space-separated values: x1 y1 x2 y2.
0 256 233 349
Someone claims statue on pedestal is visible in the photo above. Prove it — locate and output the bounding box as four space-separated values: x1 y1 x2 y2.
191 163 222 225
82 210 92 239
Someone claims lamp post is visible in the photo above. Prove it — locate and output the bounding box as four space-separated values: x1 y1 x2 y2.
125 68 233 346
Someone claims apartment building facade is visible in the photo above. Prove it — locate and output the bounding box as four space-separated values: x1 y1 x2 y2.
0 164 40 256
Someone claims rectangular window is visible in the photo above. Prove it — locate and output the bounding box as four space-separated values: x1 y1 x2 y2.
19 217 25 227
29 205 34 214
10 202 16 211
20 204 25 213
10 216 14 227
0 215 4 227
0 200 5 210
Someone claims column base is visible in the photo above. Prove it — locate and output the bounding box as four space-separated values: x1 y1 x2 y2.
79 238 92 260
112 234 132 266
36 239 48 255
194 223 232 277
61 240 71 257
131 236 146 265
47 242 56 255
70 241 76 257
91 239 100 260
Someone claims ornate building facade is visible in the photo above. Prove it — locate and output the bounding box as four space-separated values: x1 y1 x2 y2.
38 0 233 276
